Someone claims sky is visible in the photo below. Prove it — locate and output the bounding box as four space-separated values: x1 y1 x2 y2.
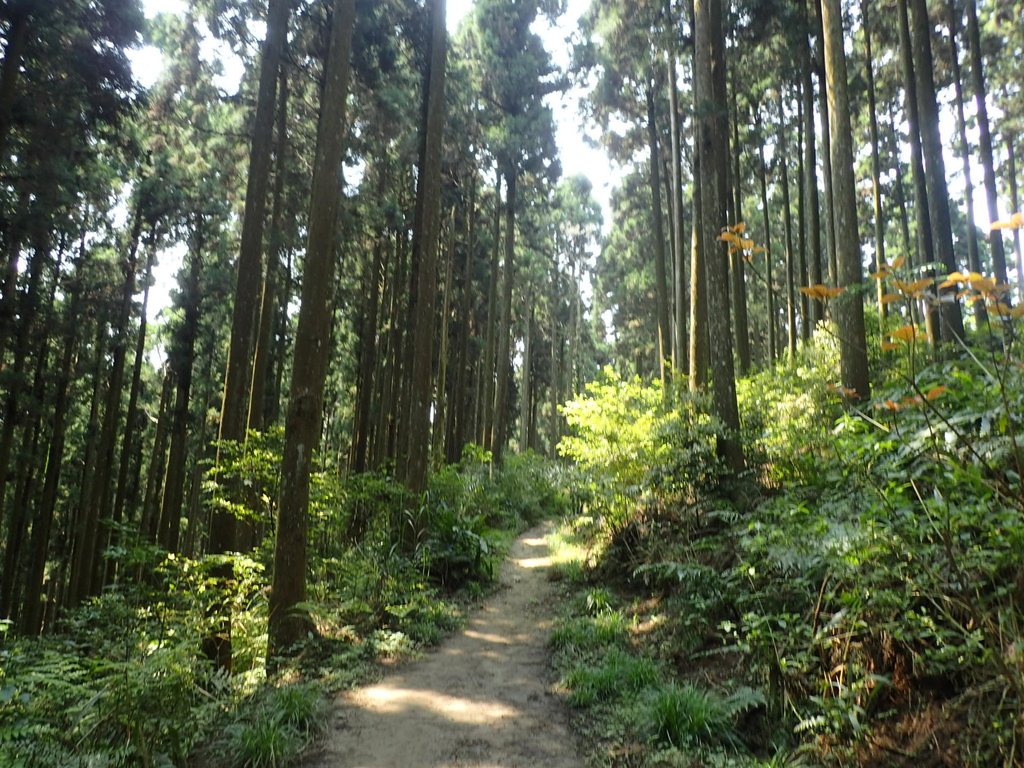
129 0 613 325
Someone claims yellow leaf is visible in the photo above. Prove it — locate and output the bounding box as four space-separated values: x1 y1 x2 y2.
968 274 997 293
891 256 907 269
869 269 890 281
881 340 902 351
890 324 919 342
893 278 933 296
992 212 1024 230
881 293 903 305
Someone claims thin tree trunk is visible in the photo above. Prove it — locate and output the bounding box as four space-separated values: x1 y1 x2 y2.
800 0 823 327
813 0 838 285
965 0 1009 287
730 71 751 372
1007 136 1024 300
862 0 887 328
158 239 202 554
140 367 173 545
778 92 797 360
646 86 672 388
493 169 517 463
947 3 986 324
668 49 688 374
480 178 501 450
758 122 777 366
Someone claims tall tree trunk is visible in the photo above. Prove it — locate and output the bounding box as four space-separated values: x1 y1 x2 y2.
757 121 777 366
0 238 46 620
493 169 517 463
730 71 751 372
778 92 797 360
947 3 986 325
799 0 823 328
646 86 672 388
249 67 290 435
695 0 743 471
796 84 810 342
0 7 30 158
67 320 107 609
965 0 1009 287
108 239 156 584
1006 136 1024 300
20 264 82 634
480 179 501 450
405 0 448 494
433 220 455 466
158 240 202 554
896 0 939 344
267 0 356 659
140 367 173 545
668 49 688 374
350 162 387 474
821 0 870 401
812 0 838 286
862 0 887 327
215 0 292 566
450 171 476 462
907 0 964 341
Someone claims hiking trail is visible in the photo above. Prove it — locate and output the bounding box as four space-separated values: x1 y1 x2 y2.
308 521 584 768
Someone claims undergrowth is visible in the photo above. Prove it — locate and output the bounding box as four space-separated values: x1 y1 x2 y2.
0 448 571 767
552 315 1024 767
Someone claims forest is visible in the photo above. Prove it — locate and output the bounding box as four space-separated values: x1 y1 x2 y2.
0 0 1022 765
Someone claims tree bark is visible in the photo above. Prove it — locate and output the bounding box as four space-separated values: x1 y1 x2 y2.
821 0 870 400
778 92 797 360
965 0 1009 287
646 86 672 388
268 0 356 659
799 0 823 329
405 0 448 494
668 50 688 375
493 169 517 463
862 0 887 327
158 239 202 554
896 0 939 344
947 3 986 325
695 0 743 471
907 0 964 341
214 0 292 565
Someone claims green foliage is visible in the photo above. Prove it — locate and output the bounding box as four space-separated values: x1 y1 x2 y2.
560 367 724 532
564 648 659 707
643 683 759 750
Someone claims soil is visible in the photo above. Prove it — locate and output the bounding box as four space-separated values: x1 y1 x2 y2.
308 522 584 768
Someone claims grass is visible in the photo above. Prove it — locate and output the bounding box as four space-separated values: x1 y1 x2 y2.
564 647 659 706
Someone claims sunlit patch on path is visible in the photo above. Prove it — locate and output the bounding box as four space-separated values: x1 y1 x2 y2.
308 522 583 768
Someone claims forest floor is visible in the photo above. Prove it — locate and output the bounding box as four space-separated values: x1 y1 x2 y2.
306 521 584 768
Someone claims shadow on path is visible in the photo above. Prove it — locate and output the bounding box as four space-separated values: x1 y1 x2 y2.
308 522 583 768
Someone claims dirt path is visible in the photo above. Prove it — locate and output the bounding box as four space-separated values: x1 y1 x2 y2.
309 522 584 768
